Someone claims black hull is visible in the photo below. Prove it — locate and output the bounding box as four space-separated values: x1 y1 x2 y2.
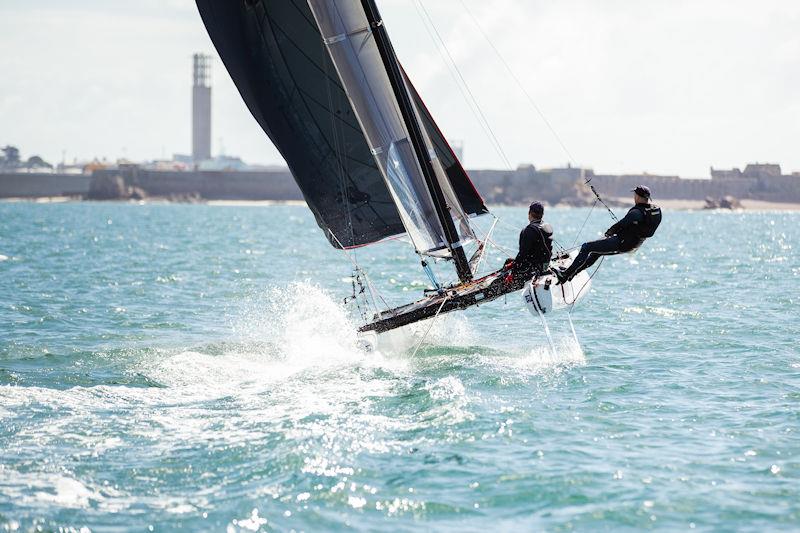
358 268 524 334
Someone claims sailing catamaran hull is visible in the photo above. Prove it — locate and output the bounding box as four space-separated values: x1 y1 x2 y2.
524 269 592 315
359 252 591 334
357 269 513 333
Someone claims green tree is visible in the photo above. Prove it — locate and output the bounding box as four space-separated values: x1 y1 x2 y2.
25 155 52 169
1 145 21 168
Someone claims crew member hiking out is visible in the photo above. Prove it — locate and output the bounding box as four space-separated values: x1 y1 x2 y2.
501 201 553 290
554 185 661 284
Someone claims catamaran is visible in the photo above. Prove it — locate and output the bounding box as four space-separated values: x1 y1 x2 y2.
196 0 591 338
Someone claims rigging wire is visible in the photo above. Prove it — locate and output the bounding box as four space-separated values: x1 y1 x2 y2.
328 229 392 314
584 179 619 222
412 1 620 270
320 32 375 319
321 2 621 330
412 0 514 170
474 215 515 257
457 0 619 228
571 200 597 248
410 294 451 358
458 0 576 166
343 271 369 323
471 216 498 274
567 255 604 314
492 214 571 257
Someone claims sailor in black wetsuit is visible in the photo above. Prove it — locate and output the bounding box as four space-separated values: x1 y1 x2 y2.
502 201 553 290
554 185 661 284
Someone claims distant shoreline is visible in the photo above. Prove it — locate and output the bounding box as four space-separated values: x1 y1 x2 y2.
3 196 800 211
618 198 800 211
0 196 307 207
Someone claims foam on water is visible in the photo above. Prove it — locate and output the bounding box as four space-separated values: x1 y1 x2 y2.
0 471 102 509
126 283 412 402
0 275 591 527
476 332 586 384
369 311 478 355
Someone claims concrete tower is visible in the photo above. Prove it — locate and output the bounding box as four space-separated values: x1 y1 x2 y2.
192 53 212 162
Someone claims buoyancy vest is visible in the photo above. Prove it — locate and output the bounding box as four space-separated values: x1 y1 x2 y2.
516 221 553 275
635 204 662 238
530 221 554 267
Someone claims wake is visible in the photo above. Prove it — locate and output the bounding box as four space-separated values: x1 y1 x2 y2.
49 282 587 405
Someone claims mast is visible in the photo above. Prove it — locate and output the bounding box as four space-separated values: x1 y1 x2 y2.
360 0 473 283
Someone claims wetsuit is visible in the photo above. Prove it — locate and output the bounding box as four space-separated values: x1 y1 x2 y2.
508 220 553 288
560 202 655 281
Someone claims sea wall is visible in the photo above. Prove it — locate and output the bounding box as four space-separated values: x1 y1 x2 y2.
467 166 591 205
93 167 303 201
2 166 798 204
0 173 92 198
590 173 800 203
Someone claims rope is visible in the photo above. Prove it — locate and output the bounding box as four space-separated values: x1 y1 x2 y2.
585 176 619 222
454 1 621 240
567 256 604 313
413 0 514 170
571 200 597 247
410 294 451 358
413 2 622 265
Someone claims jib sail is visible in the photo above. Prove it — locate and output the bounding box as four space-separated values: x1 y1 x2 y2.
306 0 454 255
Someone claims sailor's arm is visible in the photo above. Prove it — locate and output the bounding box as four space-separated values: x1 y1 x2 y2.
513 228 531 264
604 220 623 237
605 208 642 236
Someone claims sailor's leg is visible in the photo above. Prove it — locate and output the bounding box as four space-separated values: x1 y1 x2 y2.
560 244 592 280
579 250 605 271
561 237 622 280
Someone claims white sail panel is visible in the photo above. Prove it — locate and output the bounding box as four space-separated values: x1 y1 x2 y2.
307 0 449 255
415 110 477 244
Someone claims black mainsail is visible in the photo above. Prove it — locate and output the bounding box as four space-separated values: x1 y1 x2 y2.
195 0 531 334
196 1 599 335
307 0 475 280
195 0 487 254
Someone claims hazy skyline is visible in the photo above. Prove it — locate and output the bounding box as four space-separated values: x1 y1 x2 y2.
1 0 798 177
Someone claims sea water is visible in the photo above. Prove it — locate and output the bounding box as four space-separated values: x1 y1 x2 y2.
0 202 798 531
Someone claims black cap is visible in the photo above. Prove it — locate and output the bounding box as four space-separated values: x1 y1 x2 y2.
631 185 651 198
529 201 544 216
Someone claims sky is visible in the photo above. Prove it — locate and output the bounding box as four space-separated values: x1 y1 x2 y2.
1 0 798 177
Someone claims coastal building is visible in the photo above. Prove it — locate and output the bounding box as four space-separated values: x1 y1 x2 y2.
743 163 781 179
711 163 782 180
3 156 798 203
192 54 212 163
709 167 742 180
